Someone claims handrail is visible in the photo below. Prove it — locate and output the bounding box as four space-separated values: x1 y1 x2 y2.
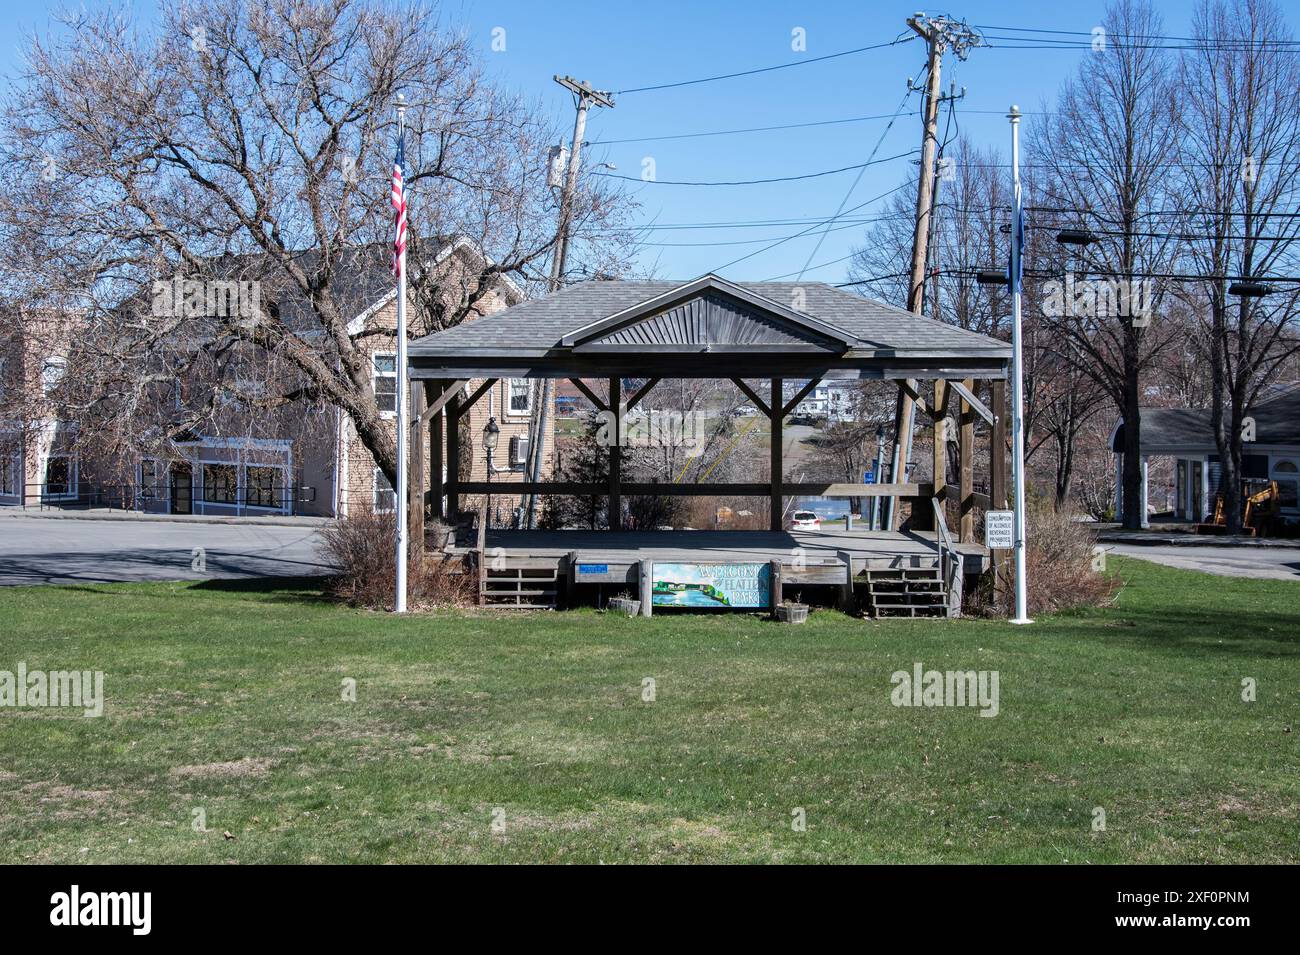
931 497 960 612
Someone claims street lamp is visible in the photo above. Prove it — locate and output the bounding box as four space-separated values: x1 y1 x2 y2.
1229 281 1272 298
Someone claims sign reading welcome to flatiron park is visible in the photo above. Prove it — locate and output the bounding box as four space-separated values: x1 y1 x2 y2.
652 562 771 609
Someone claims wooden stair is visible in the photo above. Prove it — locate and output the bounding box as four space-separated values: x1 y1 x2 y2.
480 564 559 609
859 564 948 618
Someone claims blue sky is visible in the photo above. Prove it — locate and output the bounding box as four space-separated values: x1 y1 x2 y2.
1 1 1201 284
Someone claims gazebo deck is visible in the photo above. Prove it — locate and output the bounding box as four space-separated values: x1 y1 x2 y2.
451 526 989 576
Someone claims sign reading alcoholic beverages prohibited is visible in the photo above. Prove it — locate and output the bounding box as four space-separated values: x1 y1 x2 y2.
985 510 1014 550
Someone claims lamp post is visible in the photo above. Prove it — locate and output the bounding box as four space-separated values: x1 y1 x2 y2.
483 417 499 528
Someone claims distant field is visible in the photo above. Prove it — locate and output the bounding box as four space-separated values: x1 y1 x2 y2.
1 557 1295 863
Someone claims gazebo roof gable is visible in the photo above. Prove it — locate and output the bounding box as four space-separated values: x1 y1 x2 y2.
560 275 851 352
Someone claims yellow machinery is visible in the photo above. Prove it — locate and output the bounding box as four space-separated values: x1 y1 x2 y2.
1198 481 1281 537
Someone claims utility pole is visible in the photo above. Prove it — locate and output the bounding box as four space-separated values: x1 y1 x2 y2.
887 12 981 530
522 75 614 529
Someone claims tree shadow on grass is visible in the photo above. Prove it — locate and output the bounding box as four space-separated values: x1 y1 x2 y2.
188 575 339 606
1047 604 1300 659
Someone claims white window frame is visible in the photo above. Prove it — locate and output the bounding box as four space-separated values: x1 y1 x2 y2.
504 378 532 418
1270 456 1299 513
373 467 395 512
138 457 169 508
373 353 398 418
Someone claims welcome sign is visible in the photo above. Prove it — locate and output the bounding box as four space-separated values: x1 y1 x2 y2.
651 562 770 609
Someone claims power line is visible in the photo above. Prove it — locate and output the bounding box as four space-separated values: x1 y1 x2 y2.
711 182 912 273
797 86 916 279
973 23 1300 48
592 149 916 186
612 35 916 95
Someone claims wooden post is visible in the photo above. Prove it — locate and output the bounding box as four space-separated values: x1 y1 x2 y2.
991 380 1008 509
770 378 784 531
410 381 426 547
446 389 461 521
608 377 621 531
990 379 1009 609
768 558 783 620
427 381 444 520
836 549 855 614
932 379 948 527
639 558 653 617
959 377 975 543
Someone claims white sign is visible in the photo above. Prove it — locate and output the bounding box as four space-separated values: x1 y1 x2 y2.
985 510 1015 550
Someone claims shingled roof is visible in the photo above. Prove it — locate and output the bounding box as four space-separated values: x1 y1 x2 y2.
407 275 1010 380
1114 383 1300 453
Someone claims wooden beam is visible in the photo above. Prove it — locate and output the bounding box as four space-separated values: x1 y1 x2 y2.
417 379 469 426
427 381 444 520
933 379 948 512
459 377 497 418
455 480 931 497
959 377 975 543
730 378 771 418
899 378 930 418
780 377 822 418
608 377 621 530
446 390 461 519
768 559 783 620
948 378 994 425
410 382 426 546
625 377 661 410
991 380 1008 509
991 379 1009 611
770 378 783 531
567 378 607 411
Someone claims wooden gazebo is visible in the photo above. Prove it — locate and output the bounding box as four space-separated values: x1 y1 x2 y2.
406 274 1011 539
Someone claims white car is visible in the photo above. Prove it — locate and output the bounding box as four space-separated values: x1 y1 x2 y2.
789 510 821 530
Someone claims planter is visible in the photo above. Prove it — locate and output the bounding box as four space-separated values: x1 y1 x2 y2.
607 597 641 618
775 602 809 624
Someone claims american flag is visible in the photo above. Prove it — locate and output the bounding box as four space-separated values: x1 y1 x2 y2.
391 132 407 277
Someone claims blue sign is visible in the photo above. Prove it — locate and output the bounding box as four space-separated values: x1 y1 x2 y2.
577 563 609 575
863 470 875 483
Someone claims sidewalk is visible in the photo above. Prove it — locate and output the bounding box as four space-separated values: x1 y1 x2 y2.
0 506 333 529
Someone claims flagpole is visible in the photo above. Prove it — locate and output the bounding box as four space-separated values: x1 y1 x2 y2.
394 93 409 614
1008 104 1032 625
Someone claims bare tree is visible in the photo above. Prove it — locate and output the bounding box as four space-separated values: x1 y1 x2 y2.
1177 0 1300 530
0 0 634 486
1028 0 1180 529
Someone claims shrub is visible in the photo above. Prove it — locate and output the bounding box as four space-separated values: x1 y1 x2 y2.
968 502 1118 617
319 508 475 610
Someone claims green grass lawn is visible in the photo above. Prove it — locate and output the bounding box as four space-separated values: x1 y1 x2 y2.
1 557 1296 864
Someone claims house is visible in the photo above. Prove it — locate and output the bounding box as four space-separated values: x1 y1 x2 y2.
1111 382 1300 525
2 237 545 520
0 307 82 509
786 380 859 423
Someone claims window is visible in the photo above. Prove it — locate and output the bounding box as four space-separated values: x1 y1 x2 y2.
42 357 66 397
246 465 284 509
373 468 395 511
1272 459 1299 511
44 454 75 498
373 354 397 414
139 458 166 503
1 454 17 496
506 378 531 415
202 463 238 504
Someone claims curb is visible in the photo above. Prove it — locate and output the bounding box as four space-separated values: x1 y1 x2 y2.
1096 532 1300 550
0 508 333 529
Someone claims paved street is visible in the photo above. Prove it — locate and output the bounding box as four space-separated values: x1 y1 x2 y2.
0 516 333 586
1105 543 1300 582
